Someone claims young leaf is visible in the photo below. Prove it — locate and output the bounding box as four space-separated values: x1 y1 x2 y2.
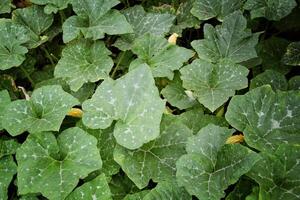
247 145 300 200
82 65 165 150
244 0 297 21
288 76 300 90
114 5 175 50
191 0 245 21
130 33 194 79
16 128 102 200
2 85 79 136
123 190 149 200
114 122 193 188
191 11 260 63
30 0 70 14
0 0 12 14
12 5 54 49
180 59 249 112
0 138 20 158
0 20 30 70
66 174 112 200
0 156 17 200
250 70 288 91
0 90 11 130
225 86 300 153
282 41 300 66
63 0 133 43
176 124 261 200
54 39 113 91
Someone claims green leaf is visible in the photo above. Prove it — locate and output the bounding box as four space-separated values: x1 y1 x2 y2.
191 11 260 63
16 127 102 200
0 0 13 14
143 181 191 200
62 0 133 43
124 191 149 200
225 86 300 152
113 121 192 188
0 90 11 130
2 85 79 136
0 20 30 70
244 0 297 21
282 42 300 66
288 76 300 90
12 5 54 49
226 178 257 200
247 145 300 200
30 0 70 14
114 5 175 50
0 138 20 158
66 174 112 200
161 73 198 110
176 124 261 200
191 0 245 21
0 156 17 200
82 65 165 150
180 59 249 112
54 39 113 91
130 33 194 79
250 70 288 91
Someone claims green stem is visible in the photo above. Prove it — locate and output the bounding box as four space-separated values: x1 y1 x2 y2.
59 10 66 24
41 46 55 66
111 51 126 79
20 66 35 87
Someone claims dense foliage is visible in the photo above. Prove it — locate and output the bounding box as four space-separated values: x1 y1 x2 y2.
0 0 300 199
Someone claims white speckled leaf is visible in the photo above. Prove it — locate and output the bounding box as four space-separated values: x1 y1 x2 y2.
12 5 54 49
30 0 70 14
113 121 192 188
0 20 30 70
282 42 300 66
0 156 17 200
250 70 288 91
225 86 300 152
0 0 12 14
180 59 249 112
244 0 297 21
16 127 102 200
247 145 300 200
191 0 245 21
66 174 112 200
130 33 194 79
0 90 11 130
2 85 79 136
114 5 175 50
191 11 260 63
83 65 165 150
176 124 261 200
54 39 113 92
0 138 20 158
62 0 132 43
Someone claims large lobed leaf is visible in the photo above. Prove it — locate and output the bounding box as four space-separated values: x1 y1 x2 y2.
0 156 17 200
30 0 70 14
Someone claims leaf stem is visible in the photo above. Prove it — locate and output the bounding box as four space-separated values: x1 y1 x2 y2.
59 10 66 24
20 66 35 87
111 51 126 79
41 46 55 66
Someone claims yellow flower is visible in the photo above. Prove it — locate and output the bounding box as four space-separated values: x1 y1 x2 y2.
67 108 83 118
226 134 244 144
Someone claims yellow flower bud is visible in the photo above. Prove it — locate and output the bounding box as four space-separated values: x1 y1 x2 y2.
226 134 244 144
168 33 179 45
67 108 83 118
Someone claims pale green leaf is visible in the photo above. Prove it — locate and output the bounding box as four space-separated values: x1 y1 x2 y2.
0 90 11 130
0 138 20 158
225 86 300 152
54 39 113 92
2 85 79 136
191 11 260 63
180 59 249 112
244 0 297 21
176 124 261 200
0 0 13 14
0 20 30 70
66 174 112 200
16 127 102 200
62 0 132 43
130 33 194 79
191 0 246 21
247 145 300 200
30 0 70 14
289 76 300 90
250 70 288 91
161 73 198 110
82 65 165 150
113 122 192 188
0 156 17 200
12 5 54 49
282 42 300 66
123 191 149 200
114 5 175 50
